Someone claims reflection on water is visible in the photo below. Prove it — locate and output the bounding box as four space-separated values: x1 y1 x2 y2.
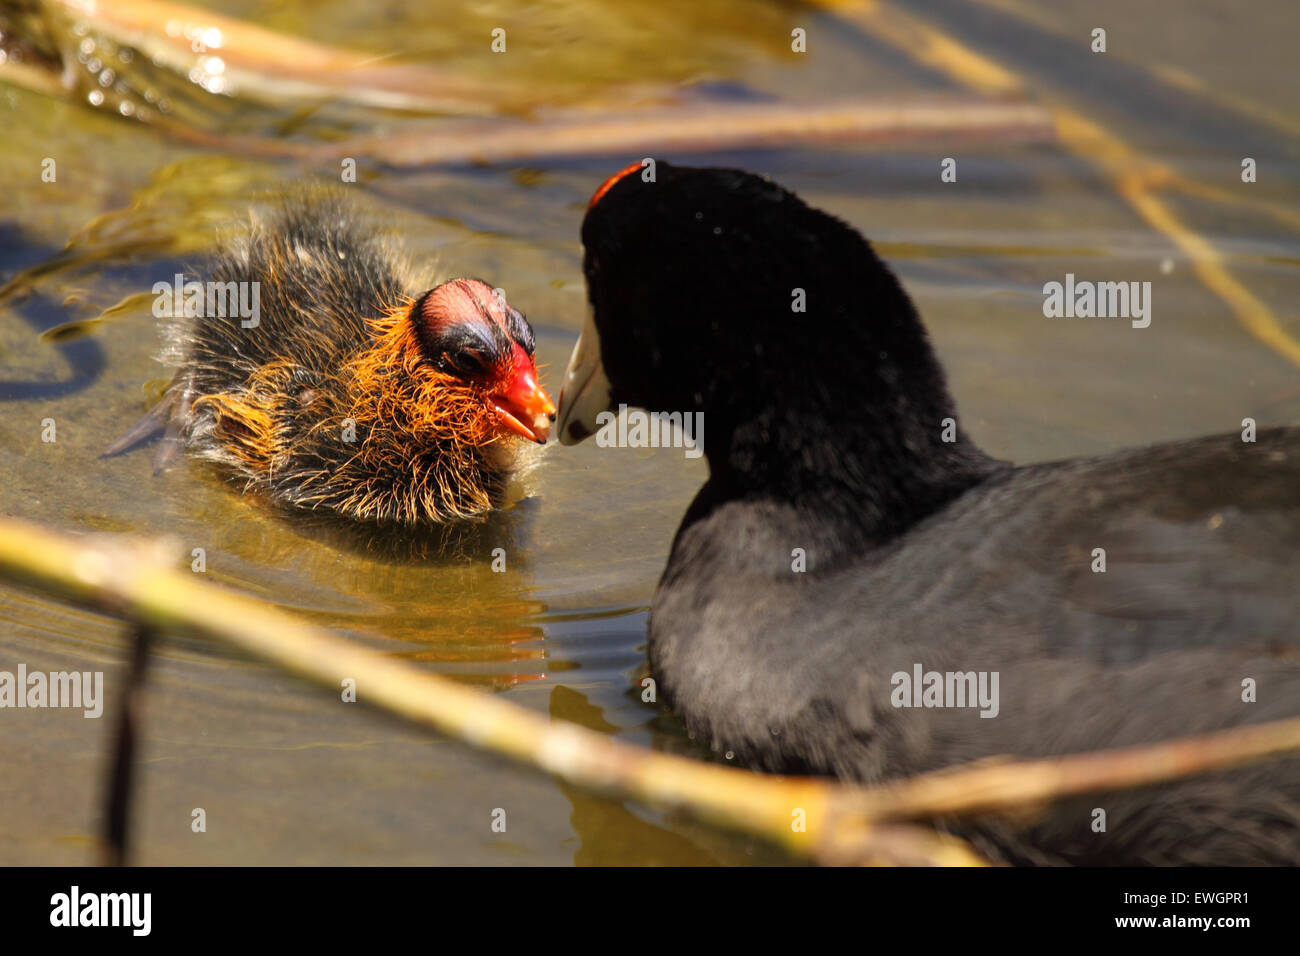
2 0 1299 864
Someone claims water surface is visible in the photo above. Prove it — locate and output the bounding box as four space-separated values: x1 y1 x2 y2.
1 0 1297 864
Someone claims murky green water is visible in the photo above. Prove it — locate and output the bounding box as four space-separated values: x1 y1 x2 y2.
1 0 1298 864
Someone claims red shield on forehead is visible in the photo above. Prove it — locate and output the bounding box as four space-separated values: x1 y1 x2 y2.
588 161 645 211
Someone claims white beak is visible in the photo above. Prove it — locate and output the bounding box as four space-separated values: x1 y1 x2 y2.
556 309 613 445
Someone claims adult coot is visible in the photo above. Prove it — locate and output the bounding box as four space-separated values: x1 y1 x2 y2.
557 161 1300 865
107 195 555 524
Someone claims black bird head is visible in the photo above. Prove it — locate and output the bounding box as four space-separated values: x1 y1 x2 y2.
560 161 952 440
557 161 998 539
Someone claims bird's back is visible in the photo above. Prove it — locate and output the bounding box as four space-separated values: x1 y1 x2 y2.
185 195 407 397
650 427 1300 863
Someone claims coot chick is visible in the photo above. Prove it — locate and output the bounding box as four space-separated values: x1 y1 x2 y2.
108 196 555 524
557 162 1300 865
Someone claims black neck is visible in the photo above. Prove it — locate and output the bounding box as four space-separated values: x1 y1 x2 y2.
686 394 1005 551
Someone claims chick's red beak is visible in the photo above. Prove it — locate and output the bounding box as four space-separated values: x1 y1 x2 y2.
491 344 555 444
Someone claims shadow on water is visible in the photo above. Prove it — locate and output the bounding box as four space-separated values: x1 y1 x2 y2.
0 297 105 402
0 222 105 400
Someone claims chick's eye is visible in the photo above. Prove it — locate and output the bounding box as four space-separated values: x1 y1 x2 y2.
437 349 490 379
